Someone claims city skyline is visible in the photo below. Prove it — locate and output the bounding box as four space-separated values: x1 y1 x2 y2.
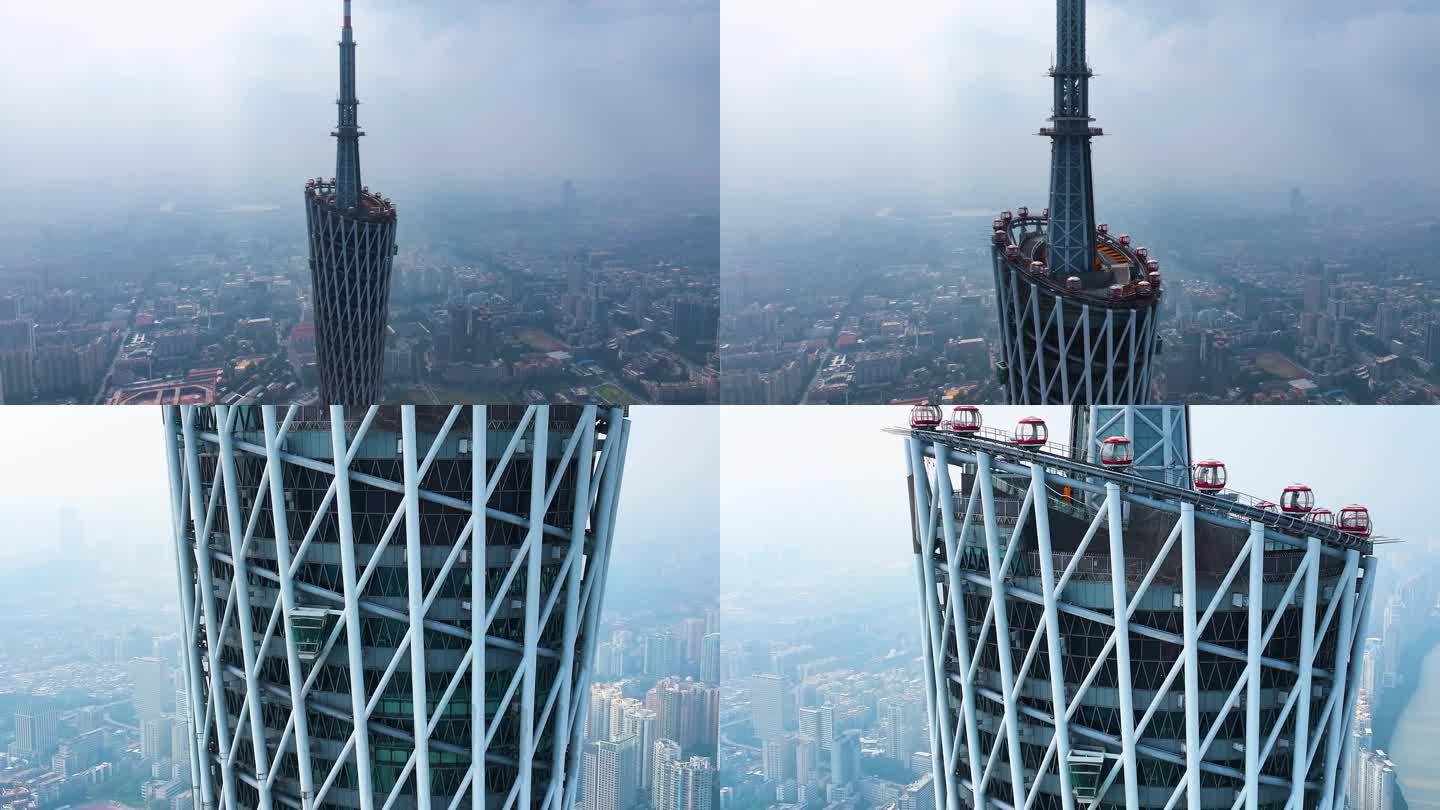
0 2 720 407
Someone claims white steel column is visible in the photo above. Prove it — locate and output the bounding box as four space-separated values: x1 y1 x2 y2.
548 408 597 810
913 440 959 810
935 449 986 810
471 405 487 810
519 407 550 810
1291 538 1321 807
400 406 434 807
1030 463 1075 810
329 404 376 810
563 414 626 810
975 452 1027 799
1331 556 1378 810
1105 482 1140 809
163 407 219 810
1180 502 1201 810
181 408 240 810
261 407 316 810
1318 549 1360 810
1244 523 1264 810
214 406 276 810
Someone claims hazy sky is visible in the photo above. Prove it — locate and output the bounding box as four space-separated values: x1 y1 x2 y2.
720 406 1437 604
0 1 718 205
722 0 1440 214
0 405 718 594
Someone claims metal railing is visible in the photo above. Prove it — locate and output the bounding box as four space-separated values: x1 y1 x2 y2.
898 426 1371 553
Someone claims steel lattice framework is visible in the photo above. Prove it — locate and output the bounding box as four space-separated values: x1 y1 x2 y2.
989 0 1162 405
163 404 630 810
1044 0 1099 279
899 426 1375 810
305 1 399 406
992 242 1161 406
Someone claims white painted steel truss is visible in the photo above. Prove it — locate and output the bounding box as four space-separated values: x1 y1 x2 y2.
1079 407 1189 488
306 194 398 405
992 260 1160 406
163 404 630 810
904 435 1375 810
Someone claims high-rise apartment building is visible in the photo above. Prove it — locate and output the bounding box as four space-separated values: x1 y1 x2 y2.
165 403 630 809
129 656 170 725
655 754 714 810
618 705 658 791
762 735 795 782
750 674 787 741
700 634 721 684
583 736 639 810
14 709 59 757
143 716 174 761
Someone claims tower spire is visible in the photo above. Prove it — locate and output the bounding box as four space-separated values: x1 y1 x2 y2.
334 0 363 210
1043 0 1100 278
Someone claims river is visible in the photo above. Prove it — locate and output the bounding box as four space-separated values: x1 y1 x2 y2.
1391 644 1440 810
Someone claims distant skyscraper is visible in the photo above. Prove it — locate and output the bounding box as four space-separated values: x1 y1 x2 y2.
305 0 399 405
171 716 191 774
1357 750 1396 810
591 683 625 743
1425 316 1440 365
584 735 639 810
165 403 630 810
794 736 817 785
655 755 714 810
877 697 911 761
899 776 934 810
645 678 718 751
750 674 787 741
990 0 1161 404
762 735 796 782
653 739 682 804
829 730 861 788
142 716 174 761
13 709 59 757
620 706 659 790
128 656 169 725
645 632 675 676
700 633 721 684
682 618 707 663
904 404 1378 809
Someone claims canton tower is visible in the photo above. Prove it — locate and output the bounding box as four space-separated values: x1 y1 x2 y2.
990 0 1162 405
899 405 1378 810
305 0 399 406
163 404 631 810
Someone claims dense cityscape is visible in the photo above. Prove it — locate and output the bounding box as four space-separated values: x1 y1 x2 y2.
720 195 1440 405
0 184 719 408
0 512 721 810
719 535 1440 810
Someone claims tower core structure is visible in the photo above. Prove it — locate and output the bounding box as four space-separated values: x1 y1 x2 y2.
899 406 1376 809
306 0 399 405
164 404 630 810
991 0 1162 405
